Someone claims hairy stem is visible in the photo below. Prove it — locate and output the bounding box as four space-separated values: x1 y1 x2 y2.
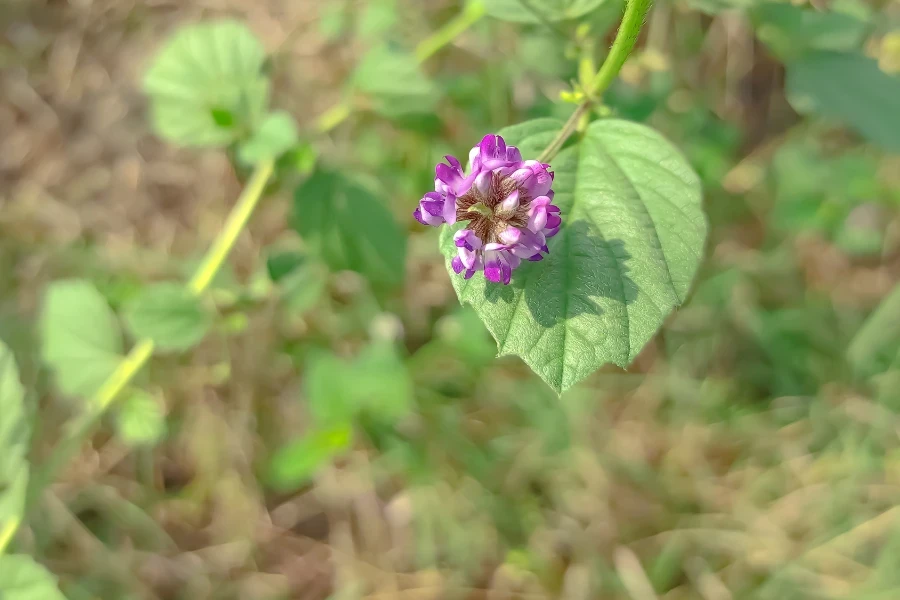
537 0 654 163
26 160 275 510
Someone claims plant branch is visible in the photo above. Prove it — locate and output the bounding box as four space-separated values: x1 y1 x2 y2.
537 0 654 163
26 159 275 510
316 1 487 134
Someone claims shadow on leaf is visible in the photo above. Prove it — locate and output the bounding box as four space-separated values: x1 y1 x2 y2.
482 220 638 328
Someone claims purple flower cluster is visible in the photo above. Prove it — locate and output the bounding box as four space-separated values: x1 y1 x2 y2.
414 135 561 285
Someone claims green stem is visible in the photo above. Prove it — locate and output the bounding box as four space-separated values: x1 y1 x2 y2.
26 160 275 511
415 1 486 62
316 1 487 133
537 0 654 163
589 0 652 98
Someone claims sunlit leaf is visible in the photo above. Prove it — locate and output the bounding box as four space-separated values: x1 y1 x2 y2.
40 280 123 398
116 390 166 447
0 555 61 597
440 118 706 393
143 20 269 147
237 111 299 165
267 425 353 490
123 283 212 352
0 555 65 599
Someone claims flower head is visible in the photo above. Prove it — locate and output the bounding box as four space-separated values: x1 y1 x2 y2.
414 134 561 284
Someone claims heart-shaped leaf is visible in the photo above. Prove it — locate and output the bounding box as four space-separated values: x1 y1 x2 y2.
123 283 212 352
40 280 123 398
143 20 269 148
440 118 706 393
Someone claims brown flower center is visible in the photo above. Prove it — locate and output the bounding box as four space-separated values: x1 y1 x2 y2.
455 172 532 244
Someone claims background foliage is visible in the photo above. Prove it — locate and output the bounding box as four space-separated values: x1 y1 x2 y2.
2 0 900 598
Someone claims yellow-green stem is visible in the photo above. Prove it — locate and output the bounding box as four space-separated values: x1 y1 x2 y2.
537 0 654 163
415 1 486 62
0 520 18 555
26 160 275 514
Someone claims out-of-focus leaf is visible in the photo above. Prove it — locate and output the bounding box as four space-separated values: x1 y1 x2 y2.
357 0 398 40
267 424 353 490
266 251 307 283
237 111 299 164
292 169 407 286
123 283 212 352
685 0 755 16
143 21 269 147
352 341 413 422
848 283 900 379
484 0 607 23
0 341 28 551
753 2 870 59
115 390 166 447
352 45 437 118
40 280 123 398
306 343 413 426
319 1 349 40
440 118 706 393
0 555 65 599
786 51 900 152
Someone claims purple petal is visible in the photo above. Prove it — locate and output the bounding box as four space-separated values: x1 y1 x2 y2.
499 190 520 213
473 171 492 196
413 207 427 225
498 226 521 245
529 206 548 231
451 256 464 274
546 213 561 229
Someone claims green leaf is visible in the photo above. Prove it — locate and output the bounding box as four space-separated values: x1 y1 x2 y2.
440 118 706 393
292 169 407 285
266 251 307 282
143 20 269 148
352 45 437 118
115 391 166 447
484 0 607 23
305 343 413 427
0 341 28 549
357 0 398 40
684 0 755 16
753 2 871 59
123 283 212 352
40 280 123 398
352 341 414 422
847 283 900 379
237 111 299 165
786 52 900 152
267 425 353 490
0 554 66 599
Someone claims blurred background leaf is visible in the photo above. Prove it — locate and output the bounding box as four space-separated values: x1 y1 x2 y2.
142 21 269 148
39 280 123 399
